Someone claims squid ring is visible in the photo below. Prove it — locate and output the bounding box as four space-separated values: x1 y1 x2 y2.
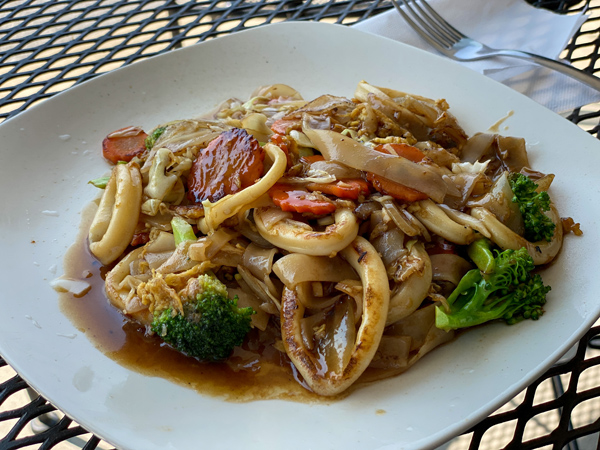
410 199 479 245
280 237 390 396
89 162 142 265
254 208 359 256
386 242 432 325
471 206 563 265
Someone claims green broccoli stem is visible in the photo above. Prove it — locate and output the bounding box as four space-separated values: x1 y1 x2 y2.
436 247 550 331
467 239 495 274
171 216 196 246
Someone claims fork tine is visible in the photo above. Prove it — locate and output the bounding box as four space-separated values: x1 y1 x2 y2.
391 0 453 50
418 0 465 41
409 0 462 44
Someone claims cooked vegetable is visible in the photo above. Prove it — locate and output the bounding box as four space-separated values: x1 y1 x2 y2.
435 239 551 331
102 126 147 164
509 173 556 242
151 274 255 361
306 179 371 200
145 126 166 149
269 185 336 215
88 176 110 189
171 216 196 246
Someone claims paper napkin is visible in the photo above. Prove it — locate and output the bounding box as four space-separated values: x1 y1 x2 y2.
353 0 598 112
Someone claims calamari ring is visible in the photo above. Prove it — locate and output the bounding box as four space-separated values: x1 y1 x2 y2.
386 242 432 325
410 199 479 245
89 162 142 265
281 236 390 396
254 208 359 256
471 205 563 265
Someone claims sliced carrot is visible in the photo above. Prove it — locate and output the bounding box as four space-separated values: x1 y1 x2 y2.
306 179 371 200
375 143 426 163
269 185 336 215
102 126 148 164
270 118 301 135
367 143 428 202
300 154 325 164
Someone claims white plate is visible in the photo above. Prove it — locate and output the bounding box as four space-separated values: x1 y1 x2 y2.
0 21 599 450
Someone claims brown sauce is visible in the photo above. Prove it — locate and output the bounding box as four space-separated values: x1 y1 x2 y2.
59 203 332 403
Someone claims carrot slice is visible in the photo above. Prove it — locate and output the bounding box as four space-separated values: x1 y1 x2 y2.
269 185 336 215
270 118 301 135
306 179 371 200
102 126 148 164
376 143 426 163
367 143 429 202
300 154 325 164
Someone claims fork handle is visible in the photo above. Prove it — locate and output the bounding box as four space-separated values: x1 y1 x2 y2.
494 49 600 92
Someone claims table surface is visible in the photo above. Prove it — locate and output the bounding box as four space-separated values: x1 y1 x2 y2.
0 1 599 449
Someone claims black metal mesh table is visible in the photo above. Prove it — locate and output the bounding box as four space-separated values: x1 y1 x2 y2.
1 1 599 449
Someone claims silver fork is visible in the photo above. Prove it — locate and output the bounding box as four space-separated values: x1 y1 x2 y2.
391 0 600 91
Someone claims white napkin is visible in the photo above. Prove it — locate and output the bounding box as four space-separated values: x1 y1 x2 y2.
353 0 599 113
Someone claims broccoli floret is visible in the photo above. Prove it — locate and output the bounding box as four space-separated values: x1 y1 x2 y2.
145 126 166 150
435 239 550 331
509 173 556 242
151 274 254 361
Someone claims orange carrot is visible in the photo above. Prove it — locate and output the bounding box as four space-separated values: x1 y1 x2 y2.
102 126 147 164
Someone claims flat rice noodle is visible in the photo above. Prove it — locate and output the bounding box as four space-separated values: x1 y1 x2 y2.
496 135 530 173
251 84 304 101
371 227 405 268
188 228 237 262
241 113 273 143
355 81 467 148
156 241 198 274
303 125 447 203
460 133 496 164
360 303 454 383
369 335 411 370
151 119 230 157
273 253 358 289
284 94 355 125
237 265 281 309
442 172 482 210
430 253 472 286
385 303 436 351
243 243 278 280
309 160 363 179
296 282 341 310
461 133 530 178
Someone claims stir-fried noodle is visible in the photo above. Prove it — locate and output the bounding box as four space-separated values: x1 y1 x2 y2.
86 81 578 396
